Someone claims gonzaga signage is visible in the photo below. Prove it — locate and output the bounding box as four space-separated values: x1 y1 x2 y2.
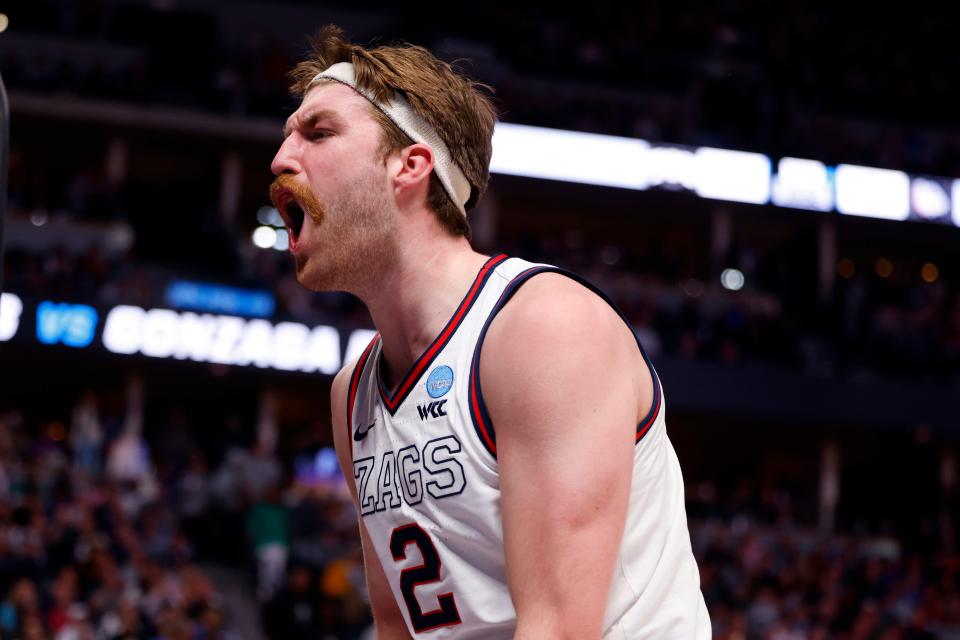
0 292 373 375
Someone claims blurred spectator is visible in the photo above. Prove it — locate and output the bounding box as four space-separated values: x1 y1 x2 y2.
237 442 283 504
69 392 103 476
247 485 290 603
262 563 317 640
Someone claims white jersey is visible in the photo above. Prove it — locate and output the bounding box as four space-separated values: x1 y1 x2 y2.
345 255 710 638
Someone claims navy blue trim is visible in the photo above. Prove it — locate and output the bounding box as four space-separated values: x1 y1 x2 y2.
375 254 507 416
468 266 663 459
469 334 498 457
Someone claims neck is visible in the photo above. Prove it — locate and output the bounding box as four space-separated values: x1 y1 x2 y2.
356 229 489 391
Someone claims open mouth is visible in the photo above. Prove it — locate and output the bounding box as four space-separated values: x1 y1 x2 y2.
275 190 305 248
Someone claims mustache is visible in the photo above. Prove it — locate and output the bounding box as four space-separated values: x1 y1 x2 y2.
269 174 325 224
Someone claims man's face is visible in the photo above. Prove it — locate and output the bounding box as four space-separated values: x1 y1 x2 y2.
270 82 398 292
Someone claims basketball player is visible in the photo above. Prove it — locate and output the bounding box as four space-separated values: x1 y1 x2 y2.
270 26 710 639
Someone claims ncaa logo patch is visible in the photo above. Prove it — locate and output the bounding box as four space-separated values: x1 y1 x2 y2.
426 365 454 399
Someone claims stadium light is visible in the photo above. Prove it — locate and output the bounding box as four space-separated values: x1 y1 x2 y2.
835 165 910 221
252 226 277 249
257 206 284 227
952 180 960 227
921 263 939 283
720 268 745 291
490 123 650 190
0 292 21 341
273 228 289 251
771 157 834 211
910 177 951 220
694 148 771 205
487 123 958 229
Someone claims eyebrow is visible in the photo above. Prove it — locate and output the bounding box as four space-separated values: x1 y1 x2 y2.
282 108 346 138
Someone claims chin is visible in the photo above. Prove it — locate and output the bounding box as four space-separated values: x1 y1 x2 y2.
294 267 320 291
296 262 337 293
294 257 314 287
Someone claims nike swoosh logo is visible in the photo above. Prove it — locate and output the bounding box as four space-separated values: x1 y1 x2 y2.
353 421 376 442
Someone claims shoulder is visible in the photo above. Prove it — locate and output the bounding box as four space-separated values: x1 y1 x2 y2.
479 271 642 437
483 271 635 359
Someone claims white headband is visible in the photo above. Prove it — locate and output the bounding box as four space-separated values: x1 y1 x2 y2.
308 62 471 217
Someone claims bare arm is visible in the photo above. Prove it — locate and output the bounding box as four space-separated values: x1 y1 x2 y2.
331 361 413 640
481 274 652 640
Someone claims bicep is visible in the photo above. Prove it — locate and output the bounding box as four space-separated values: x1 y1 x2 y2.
482 276 641 638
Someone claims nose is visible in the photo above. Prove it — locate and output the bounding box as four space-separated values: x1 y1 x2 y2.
271 136 302 176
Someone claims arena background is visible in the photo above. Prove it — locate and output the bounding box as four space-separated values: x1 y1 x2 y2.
0 2 958 638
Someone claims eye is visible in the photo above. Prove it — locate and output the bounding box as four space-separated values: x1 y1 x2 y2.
309 129 333 141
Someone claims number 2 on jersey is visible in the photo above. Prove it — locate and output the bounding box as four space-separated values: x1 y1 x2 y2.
390 524 462 633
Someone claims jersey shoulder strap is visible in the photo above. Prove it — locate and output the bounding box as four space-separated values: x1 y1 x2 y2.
467 262 663 459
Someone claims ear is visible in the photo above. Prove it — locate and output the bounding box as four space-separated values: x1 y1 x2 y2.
390 143 434 205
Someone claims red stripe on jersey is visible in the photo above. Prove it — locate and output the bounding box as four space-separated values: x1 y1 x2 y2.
635 375 662 443
378 254 507 413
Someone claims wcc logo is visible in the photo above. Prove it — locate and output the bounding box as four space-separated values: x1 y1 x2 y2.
418 365 453 421
417 400 447 420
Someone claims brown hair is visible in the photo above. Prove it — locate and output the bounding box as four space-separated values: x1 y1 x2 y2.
288 25 497 238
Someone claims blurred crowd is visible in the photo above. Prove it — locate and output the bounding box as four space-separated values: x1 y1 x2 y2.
683 473 960 639
2 0 958 175
3 387 960 639
0 384 373 640
0 400 237 640
694 518 960 639
547 242 960 382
